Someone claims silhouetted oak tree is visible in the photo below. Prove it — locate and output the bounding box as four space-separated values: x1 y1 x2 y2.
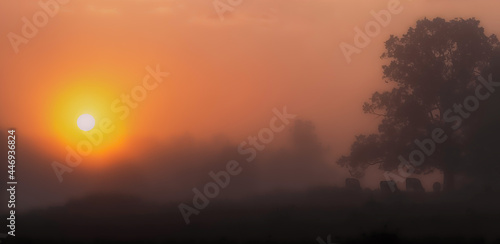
338 17 499 191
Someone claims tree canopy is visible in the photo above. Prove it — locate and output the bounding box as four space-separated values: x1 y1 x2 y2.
338 17 499 191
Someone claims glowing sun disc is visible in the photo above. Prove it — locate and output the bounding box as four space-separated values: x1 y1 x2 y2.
77 114 95 131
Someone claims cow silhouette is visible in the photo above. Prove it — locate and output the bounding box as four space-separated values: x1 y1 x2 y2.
406 178 425 192
380 180 399 193
345 178 361 191
432 182 441 192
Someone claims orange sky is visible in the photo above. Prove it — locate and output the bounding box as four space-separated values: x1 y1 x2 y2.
1 0 500 207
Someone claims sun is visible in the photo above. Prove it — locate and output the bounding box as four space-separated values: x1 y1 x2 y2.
77 114 95 131
45 77 129 162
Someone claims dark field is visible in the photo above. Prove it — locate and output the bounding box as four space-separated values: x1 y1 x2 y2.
4 187 500 244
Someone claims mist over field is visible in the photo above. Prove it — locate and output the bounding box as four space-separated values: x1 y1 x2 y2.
2 0 500 243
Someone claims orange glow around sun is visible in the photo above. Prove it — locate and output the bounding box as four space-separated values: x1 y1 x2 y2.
45 75 129 167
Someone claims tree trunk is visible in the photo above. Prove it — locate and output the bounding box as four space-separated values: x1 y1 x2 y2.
443 169 455 192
